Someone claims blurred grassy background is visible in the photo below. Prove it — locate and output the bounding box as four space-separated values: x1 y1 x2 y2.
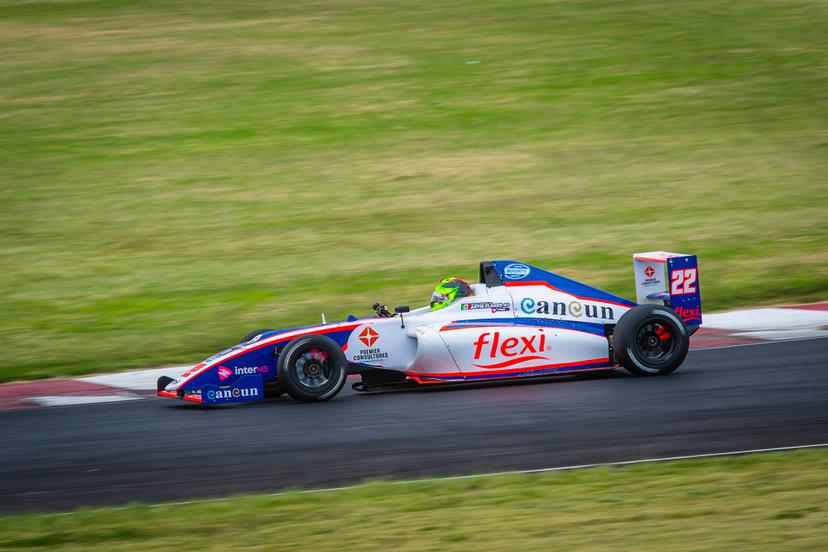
1 0 826 381
1 448 826 550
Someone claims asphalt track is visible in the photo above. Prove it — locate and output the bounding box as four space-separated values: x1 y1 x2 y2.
1 338 826 514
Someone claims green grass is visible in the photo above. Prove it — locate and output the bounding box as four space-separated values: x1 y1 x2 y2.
1 0 826 381
1 448 827 550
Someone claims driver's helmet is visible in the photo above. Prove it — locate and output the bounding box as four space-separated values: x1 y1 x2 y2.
430 277 473 310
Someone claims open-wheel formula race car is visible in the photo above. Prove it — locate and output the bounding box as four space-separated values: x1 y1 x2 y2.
158 252 701 405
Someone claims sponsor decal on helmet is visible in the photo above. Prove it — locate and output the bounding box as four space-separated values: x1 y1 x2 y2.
519 298 615 320
460 302 511 313
503 263 530 280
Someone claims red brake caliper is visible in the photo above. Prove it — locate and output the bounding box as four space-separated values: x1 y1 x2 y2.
655 325 671 341
309 348 330 362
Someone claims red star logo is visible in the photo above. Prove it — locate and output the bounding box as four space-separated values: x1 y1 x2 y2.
358 327 378 347
644 266 655 278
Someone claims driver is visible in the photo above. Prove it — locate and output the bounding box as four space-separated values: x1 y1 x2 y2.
373 277 473 317
430 277 473 310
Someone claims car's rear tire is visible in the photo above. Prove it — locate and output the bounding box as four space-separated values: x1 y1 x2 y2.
277 335 348 402
240 329 275 344
613 304 689 376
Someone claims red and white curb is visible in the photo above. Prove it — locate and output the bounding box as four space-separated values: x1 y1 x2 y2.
2 302 826 411
692 302 828 348
77 366 190 392
0 367 191 411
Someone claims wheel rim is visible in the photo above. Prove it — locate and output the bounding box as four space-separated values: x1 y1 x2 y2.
292 347 334 390
633 319 678 364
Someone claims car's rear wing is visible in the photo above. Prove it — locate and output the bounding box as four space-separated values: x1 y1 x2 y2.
633 251 701 327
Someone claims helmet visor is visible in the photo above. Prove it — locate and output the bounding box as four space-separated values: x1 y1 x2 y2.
430 291 448 308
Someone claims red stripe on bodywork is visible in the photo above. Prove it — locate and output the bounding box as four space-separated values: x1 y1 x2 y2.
439 324 501 332
158 390 202 403
472 355 550 369
407 357 610 379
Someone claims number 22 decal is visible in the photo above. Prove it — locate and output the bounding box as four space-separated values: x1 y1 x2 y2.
670 268 698 295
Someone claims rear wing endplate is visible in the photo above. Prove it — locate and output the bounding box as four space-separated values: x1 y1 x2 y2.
633 251 702 327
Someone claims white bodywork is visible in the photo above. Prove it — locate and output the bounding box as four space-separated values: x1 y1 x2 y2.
343 282 631 382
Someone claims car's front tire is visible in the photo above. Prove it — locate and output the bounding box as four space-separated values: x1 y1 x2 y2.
277 335 348 402
613 304 689 376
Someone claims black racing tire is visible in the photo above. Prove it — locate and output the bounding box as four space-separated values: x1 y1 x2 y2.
613 304 689 376
240 329 275 344
277 335 348 402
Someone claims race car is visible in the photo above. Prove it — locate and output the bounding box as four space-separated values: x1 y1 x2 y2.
157 252 701 405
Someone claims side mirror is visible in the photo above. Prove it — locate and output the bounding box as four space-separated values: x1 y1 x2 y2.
395 305 410 328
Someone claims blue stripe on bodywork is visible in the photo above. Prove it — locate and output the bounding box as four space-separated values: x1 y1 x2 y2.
445 317 606 336
416 361 612 381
